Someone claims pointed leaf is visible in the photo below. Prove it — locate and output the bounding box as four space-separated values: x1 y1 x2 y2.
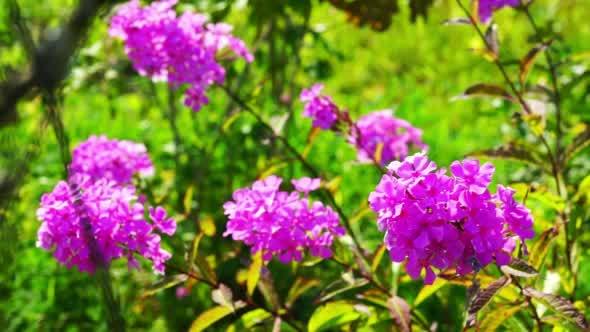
500 258 538 278
189 306 234 332
466 276 511 327
414 278 448 307
239 309 272 329
469 142 543 167
442 17 471 25
479 304 525 332
183 185 194 214
308 301 362 332
388 296 411 332
523 287 589 330
565 124 590 162
212 284 234 309
371 244 386 273
456 83 515 102
529 227 558 269
247 251 263 296
286 278 321 308
141 274 188 298
485 24 499 58
520 41 551 86
318 279 369 303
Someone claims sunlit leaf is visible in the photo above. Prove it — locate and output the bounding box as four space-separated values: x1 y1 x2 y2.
141 274 188 298
519 41 551 86
529 227 558 269
308 301 362 332
500 258 538 278
484 24 499 58
189 305 236 332
212 284 234 309
239 309 272 329
565 124 590 162
247 251 263 296
318 279 369 303
479 304 525 332
200 214 216 237
183 185 194 214
414 278 447 307
523 287 589 330
286 278 321 308
387 296 411 332
465 276 511 327
371 244 386 273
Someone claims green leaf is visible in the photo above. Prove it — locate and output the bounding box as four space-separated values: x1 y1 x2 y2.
308 301 362 332
519 41 551 86
523 287 589 330
371 244 386 273
500 258 538 278
141 274 188 298
465 276 511 328
286 278 321 308
529 227 558 269
183 185 194 214
387 296 411 332
318 279 369 303
414 278 447 307
247 251 263 296
479 304 525 332
189 306 234 332
468 142 543 167
565 124 590 162
239 309 272 329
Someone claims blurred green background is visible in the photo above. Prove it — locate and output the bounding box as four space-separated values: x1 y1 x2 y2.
1 0 589 330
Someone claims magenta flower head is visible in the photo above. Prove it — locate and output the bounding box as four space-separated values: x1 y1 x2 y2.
36 176 175 274
291 177 321 196
223 175 345 263
478 0 520 23
300 84 340 130
109 0 253 112
369 152 534 284
69 135 154 186
350 110 427 166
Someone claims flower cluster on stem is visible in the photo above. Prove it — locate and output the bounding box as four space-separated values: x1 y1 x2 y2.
369 152 534 284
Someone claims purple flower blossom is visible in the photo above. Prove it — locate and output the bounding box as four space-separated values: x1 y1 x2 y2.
478 0 520 23
110 0 253 112
223 175 345 263
369 153 534 284
300 84 340 129
70 135 154 186
291 177 321 195
37 177 175 274
351 110 427 166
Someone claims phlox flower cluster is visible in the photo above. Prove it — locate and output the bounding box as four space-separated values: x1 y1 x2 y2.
37 136 176 274
299 84 427 165
70 135 154 185
369 153 534 284
478 0 520 23
350 110 427 166
223 176 345 263
299 84 341 129
109 0 253 112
